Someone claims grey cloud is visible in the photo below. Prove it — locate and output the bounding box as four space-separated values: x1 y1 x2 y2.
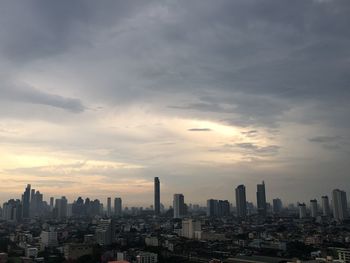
309 136 342 143
1 82 85 113
225 143 280 156
187 128 211 132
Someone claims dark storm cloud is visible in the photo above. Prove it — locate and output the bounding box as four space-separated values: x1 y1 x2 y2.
1 0 350 127
1 82 85 113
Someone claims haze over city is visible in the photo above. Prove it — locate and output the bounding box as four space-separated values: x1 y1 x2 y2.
1 0 350 206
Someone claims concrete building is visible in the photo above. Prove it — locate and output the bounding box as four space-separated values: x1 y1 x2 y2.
40 228 58 248
181 218 201 239
96 219 112 245
64 243 93 260
235 185 247 218
173 194 185 219
114 197 122 217
332 189 348 221
136 252 158 263
256 181 267 216
310 199 318 218
154 177 160 215
322 195 331 217
107 197 112 217
298 203 307 219
272 198 282 214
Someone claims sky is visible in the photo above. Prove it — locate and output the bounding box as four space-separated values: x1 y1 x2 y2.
0 0 350 207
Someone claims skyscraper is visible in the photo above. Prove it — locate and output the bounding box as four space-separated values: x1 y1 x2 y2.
298 203 307 219
173 194 185 219
154 177 160 215
107 197 111 217
272 198 283 214
332 189 348 221
310 199 318 218
322 195 330 217
207 199 218 217
235 185 247 218
257 181 267 216
114 197 122 217
22 184 31 219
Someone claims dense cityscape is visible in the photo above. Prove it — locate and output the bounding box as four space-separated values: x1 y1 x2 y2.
0 178 349 263
1 0 350 263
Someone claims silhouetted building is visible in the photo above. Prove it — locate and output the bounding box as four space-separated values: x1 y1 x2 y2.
310 199 318 218
154 177 160 215
173 194 185 218
272 198 282 214
322 195 330 217
298 203 307 219
22 184 31 219
107 197 112 217
257 181 267 216
114 197 122 217
235 185 247 218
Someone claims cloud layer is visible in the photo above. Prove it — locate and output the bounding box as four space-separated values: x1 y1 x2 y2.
0 0 349 206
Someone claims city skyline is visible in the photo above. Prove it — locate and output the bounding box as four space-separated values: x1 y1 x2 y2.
1 0 350 205
3 181 349 211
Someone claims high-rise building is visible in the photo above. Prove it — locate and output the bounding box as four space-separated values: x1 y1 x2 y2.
207 199 230 217
298 203 307 219
321 195 330 217
257 181 267 216
154 177 160 215
310 199 318 218
272 198 283 214
49 197 54 211
332 189 348 221
207 199 218 217
235 185 247 218
107 197 111 217
22 184 31 219
114 197 122 217
2 199 22 222
173 194 185 219
55 196 68 219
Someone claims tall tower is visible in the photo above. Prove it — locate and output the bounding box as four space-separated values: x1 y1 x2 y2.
173 194 185 219
321 195 330 217
256 181 267 216
154 177 160 215
298 203 307 219
114 197 122 217
22 184 31 219
310 199 318 218
107 197 111 217
235 185 247 218
332 189 348 221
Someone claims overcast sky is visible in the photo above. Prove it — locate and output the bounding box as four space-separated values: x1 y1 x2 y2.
1 0 350 207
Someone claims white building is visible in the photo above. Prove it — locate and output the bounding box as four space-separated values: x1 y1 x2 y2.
136 252 158 263
332 189 348 221
40 228 58 248
181 219 201 239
